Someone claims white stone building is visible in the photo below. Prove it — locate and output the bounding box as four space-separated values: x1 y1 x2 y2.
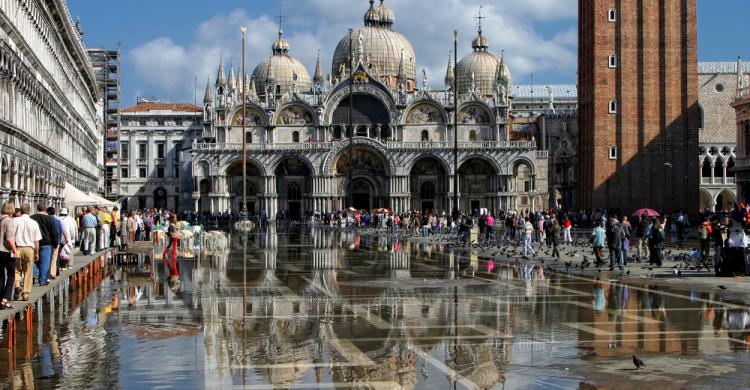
0 0 100 209
118 100 202 211
192 1 541 219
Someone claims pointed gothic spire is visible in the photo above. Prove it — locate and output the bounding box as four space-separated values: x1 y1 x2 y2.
249 77 258 100
203 78 212 104
445 51 454 88
397 48 406 83
216 57 226 87
314 50 324 83
738 56 745 91
228 63 237 91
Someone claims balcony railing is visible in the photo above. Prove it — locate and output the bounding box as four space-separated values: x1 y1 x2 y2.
192 139 536 152
535 151 549 159
137 159 148 165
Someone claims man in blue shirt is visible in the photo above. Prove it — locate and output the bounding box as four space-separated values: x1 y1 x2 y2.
81 208 98 255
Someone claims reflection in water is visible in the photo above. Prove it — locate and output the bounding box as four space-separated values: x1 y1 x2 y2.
1 225 750 389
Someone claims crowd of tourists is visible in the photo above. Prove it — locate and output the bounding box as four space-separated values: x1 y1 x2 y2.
0 203 76 307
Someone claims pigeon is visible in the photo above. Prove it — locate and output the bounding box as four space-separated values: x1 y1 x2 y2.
632 354 645 370
718 285 727 290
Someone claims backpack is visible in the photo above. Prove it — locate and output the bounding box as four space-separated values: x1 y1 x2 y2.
698 224 708 240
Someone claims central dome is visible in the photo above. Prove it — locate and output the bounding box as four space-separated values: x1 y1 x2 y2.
331 0 416 89
456 28 511 96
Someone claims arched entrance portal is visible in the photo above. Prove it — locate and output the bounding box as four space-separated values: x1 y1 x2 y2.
716 189 736 212
333 147 389 210
410 157 448 213
458 158 499 214
275 157 312 220
153 187 168 210
199 179 211 213
226 161 262 214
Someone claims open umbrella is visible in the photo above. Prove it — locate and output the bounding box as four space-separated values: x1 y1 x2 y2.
347 207 356 212
632 208 660 218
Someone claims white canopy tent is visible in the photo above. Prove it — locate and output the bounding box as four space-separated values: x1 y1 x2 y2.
63 182 98 208
87 192 118 208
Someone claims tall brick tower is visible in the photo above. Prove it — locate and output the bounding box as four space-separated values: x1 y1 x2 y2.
577 0 699 214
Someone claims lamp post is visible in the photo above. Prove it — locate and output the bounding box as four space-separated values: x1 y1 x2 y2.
240 26 248 220
348 28 354 210
452 30 459 221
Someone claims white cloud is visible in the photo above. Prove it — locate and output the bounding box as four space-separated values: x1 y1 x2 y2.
128 0 577 102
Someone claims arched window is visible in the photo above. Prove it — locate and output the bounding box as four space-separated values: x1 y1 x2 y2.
608 145 618 160
292 131 300 143
714 159 724 179
701 159 711 178
421 130 429 142
245 132 252 143
333 126 342 140
469 130 477 142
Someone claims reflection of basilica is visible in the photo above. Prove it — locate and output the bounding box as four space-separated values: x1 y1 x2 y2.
192 1 541 218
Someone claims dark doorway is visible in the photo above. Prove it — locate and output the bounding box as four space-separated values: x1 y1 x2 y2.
421 201 434 213
154 187 168 209
289 202 301 220
471 200 481 213
353 194 370 211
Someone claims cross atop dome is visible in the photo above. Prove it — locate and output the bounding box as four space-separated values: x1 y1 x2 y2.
272 3 290 55
475 6 485 35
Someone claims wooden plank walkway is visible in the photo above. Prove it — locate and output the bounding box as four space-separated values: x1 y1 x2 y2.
0 249 112 324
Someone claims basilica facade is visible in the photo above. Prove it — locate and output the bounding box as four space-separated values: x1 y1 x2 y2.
192 1 539 219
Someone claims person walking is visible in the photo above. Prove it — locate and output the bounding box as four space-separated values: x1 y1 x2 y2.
562 217 572 244
46 207 64 280
59 208 76 271
636 216 650 262
698 219 711 262
621 217 632 266
31 204 59 286
0 201 17 309
606 217 625 271
550 217 561 260
649 218 666 267
162 215 180 277
523 218 535 258
97 207 111 250
591 222 606 266
110 207 120 247
711 218 727 276
13 204 41 301
80 207 97 255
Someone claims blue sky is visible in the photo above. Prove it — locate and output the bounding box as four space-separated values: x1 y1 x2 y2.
69 0 748 105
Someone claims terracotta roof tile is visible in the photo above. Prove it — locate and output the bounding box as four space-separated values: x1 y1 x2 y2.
122 102 202 113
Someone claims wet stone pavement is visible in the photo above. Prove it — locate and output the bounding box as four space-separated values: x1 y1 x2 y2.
1 225 750 389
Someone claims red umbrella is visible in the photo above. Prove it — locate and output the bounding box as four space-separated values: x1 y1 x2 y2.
632 208 660 218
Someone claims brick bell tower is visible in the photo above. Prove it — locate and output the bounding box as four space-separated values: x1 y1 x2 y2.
577 0 699 214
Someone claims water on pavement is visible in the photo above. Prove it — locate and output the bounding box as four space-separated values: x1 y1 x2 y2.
1 225 749 389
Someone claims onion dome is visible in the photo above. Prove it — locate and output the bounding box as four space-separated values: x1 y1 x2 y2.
331 0 416 87
456 26 510 96
364 0 380 26
252 28 312 98
377 0 395 27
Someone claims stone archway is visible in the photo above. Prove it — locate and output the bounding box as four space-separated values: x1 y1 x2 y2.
275 156 313 220
410 156 449 213
458 157 499 213
716 189 736 213
332 146 389 210
226 160 263 214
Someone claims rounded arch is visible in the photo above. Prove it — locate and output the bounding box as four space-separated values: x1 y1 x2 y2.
229 104 268 127
331 94 389 126
458 154 503 175
323 138 393 176
323 86 397 126
273 154 316 177
195 160 211 178
275 102 318 126
408 154 452 176
510 157 537 176
402 100 448 125
224 158 266 177
715 189 736 212
699 188 714 211
459 157 498 175
457 102 494 125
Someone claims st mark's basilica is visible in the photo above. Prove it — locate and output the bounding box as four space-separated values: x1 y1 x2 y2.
192 0 540 219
